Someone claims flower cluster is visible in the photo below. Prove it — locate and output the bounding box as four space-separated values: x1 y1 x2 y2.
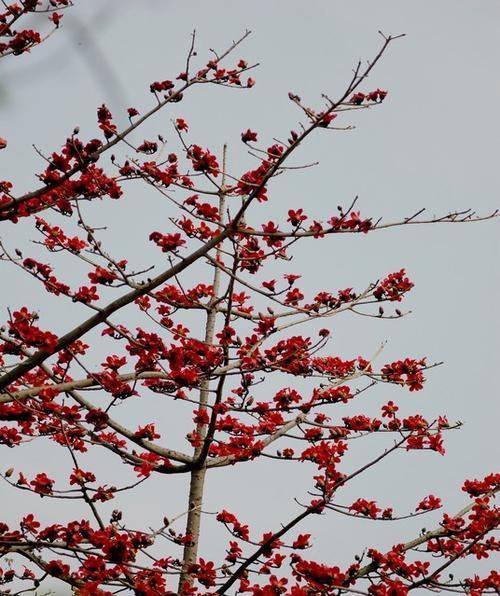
381 358 427 391
0 1 69 58
374 269 414 302
6 307 58 353
350 88 388 105
187 145 220 175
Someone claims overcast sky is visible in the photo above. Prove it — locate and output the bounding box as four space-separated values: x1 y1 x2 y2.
1 2 499 593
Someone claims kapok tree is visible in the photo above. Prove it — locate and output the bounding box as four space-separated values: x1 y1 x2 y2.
0 4 498 596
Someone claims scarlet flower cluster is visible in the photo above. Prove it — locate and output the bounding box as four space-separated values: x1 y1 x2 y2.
6 307 58 353
374 269 414 302
149 231 187 253
0 1 69 56
187 145 220 175
97 104 117 139
0 28 40 55
350 88 388 105
381 358 427 391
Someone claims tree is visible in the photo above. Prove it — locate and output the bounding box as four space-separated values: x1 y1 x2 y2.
0 3 498 595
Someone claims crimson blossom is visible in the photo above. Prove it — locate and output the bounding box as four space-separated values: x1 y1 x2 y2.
0 3 498 596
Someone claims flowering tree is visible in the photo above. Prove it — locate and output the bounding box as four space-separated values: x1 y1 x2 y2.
0 4 498 595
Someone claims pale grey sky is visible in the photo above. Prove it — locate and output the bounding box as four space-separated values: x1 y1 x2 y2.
1 2 499 593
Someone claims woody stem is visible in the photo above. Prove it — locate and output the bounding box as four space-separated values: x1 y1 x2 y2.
178 145 228 591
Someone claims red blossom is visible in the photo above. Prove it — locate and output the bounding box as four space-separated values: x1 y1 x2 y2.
45 559 70 577
49 12 63 26
150 80 174 93
134 423 161 441
417 494 442 511
187 144 220 175
30 472 54 495
69 468 97 486
381 357 427 391
137 140 158 154
374 269 414 302
350 498 381 518
217 510 250 541
292 534 311 549
287 208 307 226
241 128 258 143
149 231 186 252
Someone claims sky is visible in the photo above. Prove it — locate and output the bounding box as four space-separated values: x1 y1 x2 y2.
1 1 499 593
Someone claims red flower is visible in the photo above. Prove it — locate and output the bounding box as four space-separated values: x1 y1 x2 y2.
137 140 158 154
381 401 399 418
262 279 276 292
284 273 300 285
350 498 381 519
134 423 161 441
350 92 365 105
150 80 174 93
49 12 63 27
193 408 209 425
292 533 311 549
192 558 216 587
30 473 54 495
317 112 337 127
21 514 40 533
149 231 186 252
216 510 250 540
241 128 258 143
366 88 388 102
374 269 414 302
416 494 442 511
285 287 304 305
187 145 220 175
287 208 307 226
69 468 97 486
73 285 99 304
45 559 70 577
